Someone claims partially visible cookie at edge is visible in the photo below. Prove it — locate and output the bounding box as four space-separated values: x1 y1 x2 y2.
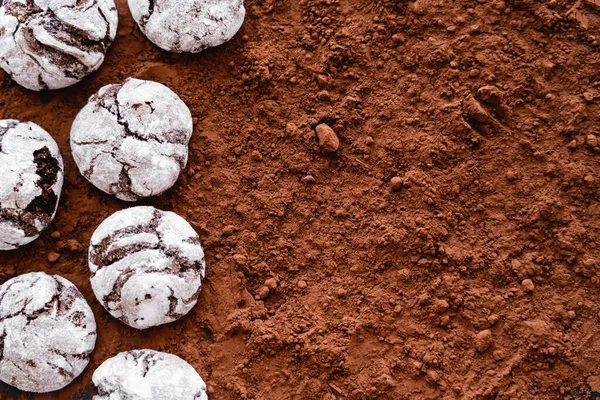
0 120 64 251
128 0 245 53
89 206 206 329
0 0 118 91
70 78 193 202
0 272 97 393
93 350 208 400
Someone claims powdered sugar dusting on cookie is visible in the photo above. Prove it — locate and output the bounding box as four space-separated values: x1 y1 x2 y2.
89 206 205 330
93 349 207 400
0 272 97 393
0 0 118 90
128 0 245 53
70 78 193 202
0 120 64 250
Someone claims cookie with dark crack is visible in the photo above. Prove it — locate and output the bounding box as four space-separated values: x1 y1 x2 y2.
0 272 97 393
0 119 64 251
128 0 245 53
89 206 206 329
93 350 208 400
70 78 193 202
0 0 118 91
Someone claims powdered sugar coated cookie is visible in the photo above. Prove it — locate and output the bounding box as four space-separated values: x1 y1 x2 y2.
89 206 205 329
0 272 97 393
0 120 64 250
93 349 208 400
0 0 118 90
128 0 245 53
70 78 193 202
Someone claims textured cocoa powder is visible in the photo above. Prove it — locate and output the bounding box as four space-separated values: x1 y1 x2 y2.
1 0 600 399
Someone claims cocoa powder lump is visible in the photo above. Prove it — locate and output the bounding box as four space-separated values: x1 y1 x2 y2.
92 350 207 400
88 206 206 330
70 78 193 202
128 0 245 53
0 0 118 90
0 120 63 251
0 272 97 393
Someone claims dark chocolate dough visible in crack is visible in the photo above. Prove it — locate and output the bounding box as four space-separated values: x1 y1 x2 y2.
89 206 206 329
0 119 64 251
0 272 97 393
128 0 245 53
0 0 118 91
70 78 193 202
93 350 207 400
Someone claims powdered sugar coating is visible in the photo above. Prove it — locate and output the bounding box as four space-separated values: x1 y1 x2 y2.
70 78 193 202
89 206 205 330
0 120 64 251
0 272 97 393
93 350 207 400
128 0 245 53
0 0 118 91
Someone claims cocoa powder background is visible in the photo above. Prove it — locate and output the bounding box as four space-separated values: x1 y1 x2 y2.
1 0 600 399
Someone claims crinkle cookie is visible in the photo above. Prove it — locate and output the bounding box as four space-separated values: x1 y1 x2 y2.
93 350 208 400
89 206 206 330
0 272 97 393
0 0 118 91
128 0 245 53
0 120 64 251
70 78 193 202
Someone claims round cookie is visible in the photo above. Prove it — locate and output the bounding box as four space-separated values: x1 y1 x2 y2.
0 120 64 251
70 78 193 202
128 0 245 53
0 0 118 91
0 272 97 393
89 206 206 329
93 350 208 400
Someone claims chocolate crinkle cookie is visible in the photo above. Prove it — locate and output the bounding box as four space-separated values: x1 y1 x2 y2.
128 0 245 53
0 272 97 393
0 120 64 251
70 78 193 202
0 0 118 91
89 206 206 330
93 350 208 400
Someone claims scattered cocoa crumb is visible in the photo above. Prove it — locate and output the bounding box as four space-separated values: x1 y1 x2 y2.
522 279 535 293
475 329 493 353
316 124 340 153
390 177 404 191
47 252 61 263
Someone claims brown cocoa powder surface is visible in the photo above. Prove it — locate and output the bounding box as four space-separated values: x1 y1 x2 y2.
1 0 600 399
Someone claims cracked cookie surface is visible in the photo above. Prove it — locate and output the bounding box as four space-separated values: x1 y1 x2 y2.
89 206 205 329
0 272 97 393
70 78 193 202
0 0 118 91
93 349 207 400
128 0 245 53
0 119 64 251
